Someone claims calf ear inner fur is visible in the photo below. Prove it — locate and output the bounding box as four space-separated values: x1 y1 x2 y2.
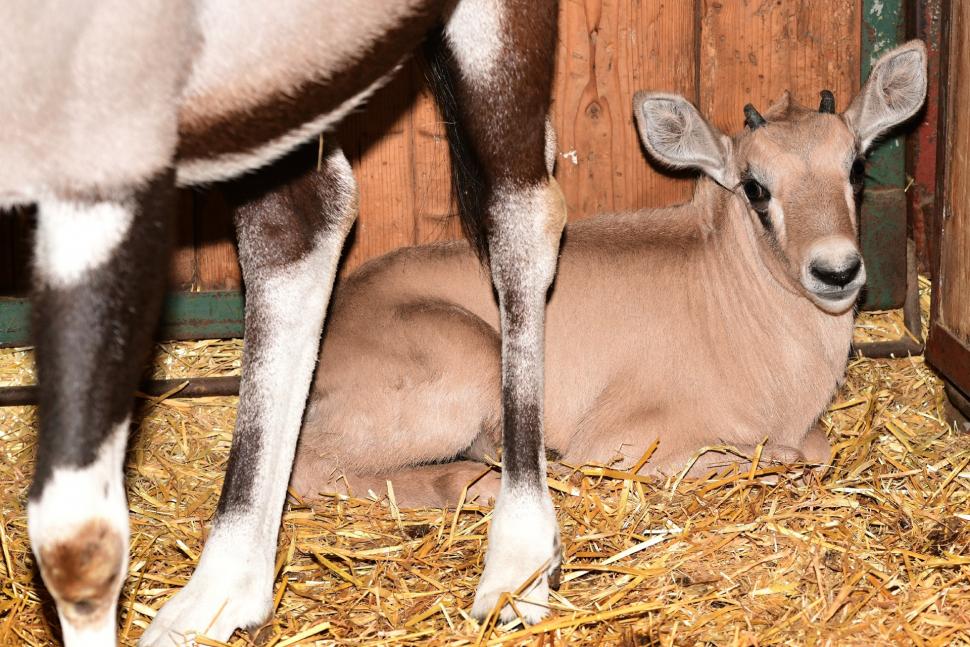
634 91 735 188
843 40 927 152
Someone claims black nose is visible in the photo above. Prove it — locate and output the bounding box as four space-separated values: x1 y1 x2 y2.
810 256 862 288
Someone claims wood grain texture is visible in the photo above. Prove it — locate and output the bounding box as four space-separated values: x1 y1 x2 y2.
168 189 197 290
337 68 420 276
407 56 462 250
336 55 461 276
699 0 860 135
552 0 696 218
941 0 970 343
194 188 242 291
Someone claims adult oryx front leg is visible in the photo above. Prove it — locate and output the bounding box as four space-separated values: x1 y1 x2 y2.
27 174 177 646
441 0 564 624
140 143 357 646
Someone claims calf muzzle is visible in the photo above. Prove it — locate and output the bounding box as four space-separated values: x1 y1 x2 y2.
802 242 866 313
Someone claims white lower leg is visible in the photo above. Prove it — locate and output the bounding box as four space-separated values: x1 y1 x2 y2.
27 420 130 647
472 179 565 625
141 155 356 644
140 241 345 646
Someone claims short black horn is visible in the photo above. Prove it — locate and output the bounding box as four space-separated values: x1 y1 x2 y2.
744 104 767 130
819 90 836 114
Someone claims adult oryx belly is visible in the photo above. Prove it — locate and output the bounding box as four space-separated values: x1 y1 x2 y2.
175 0 447 186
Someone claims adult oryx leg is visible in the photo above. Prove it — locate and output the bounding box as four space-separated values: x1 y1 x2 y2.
140 143 357 646
26 174 176 647
442 0 564 624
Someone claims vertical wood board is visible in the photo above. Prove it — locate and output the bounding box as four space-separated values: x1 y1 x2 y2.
906 0 944 277
927 0 970 398
552 0 696 219
940 0 970 343
699 0 860 133
337 56 461 277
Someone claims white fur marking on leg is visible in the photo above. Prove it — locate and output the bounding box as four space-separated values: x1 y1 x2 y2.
140 240 348 645
445 0 506 84
489 183 561 404
34 200 133 288
59 618 123 647
27 419 130 555
544 119 558 176
473 484 559 624
27 420 130 647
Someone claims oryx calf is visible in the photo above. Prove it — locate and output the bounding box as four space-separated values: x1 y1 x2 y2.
6 1 564 644
292 41 927 552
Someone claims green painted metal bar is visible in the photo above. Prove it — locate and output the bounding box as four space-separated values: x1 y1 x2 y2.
0 298 31 347
156 290 245 341
0 290 246 348
860 0 909 310
862 0 908 188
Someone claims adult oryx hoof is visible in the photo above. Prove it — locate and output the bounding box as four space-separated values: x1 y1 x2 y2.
471 490 561 625
33 520 128 647
138 547 274 647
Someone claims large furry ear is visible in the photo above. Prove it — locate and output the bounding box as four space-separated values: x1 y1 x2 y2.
633 91 735 187
843 41 927 152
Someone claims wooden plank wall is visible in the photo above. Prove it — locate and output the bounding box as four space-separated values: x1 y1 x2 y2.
939 0 970 344
0 0 863 295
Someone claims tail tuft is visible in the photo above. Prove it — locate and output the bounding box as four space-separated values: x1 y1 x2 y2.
423 27 490 264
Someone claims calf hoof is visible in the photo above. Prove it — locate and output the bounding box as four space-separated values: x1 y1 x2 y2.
471 490 560 625
36 520 126 645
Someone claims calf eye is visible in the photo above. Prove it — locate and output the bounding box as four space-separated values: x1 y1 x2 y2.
850 158 866 187
743 179 766 201
742 179 771 210
741 179 772 231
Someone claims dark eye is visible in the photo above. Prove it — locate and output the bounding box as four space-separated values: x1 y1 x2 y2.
741 179 772 231
850 158 866 186
742 179 770 205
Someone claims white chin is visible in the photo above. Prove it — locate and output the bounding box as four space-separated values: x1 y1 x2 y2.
808 289 859 314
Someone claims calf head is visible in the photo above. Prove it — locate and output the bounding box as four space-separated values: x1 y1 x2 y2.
633 41 927 314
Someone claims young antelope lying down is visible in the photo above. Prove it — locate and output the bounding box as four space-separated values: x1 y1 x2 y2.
291 42 927 507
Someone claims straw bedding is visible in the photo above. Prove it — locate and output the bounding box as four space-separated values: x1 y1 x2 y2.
1 276 968 646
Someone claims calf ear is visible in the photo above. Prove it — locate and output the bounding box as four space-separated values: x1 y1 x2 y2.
634 91 735 187
843 41 927 152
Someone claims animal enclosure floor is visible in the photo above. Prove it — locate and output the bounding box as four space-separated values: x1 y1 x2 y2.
1 277 969 646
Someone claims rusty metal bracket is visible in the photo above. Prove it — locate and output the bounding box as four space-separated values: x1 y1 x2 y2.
852 239 925 359
0 376 240 407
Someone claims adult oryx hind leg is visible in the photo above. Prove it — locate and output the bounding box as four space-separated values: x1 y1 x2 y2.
140 142 357 646
442 0 564 624
27 174 177 647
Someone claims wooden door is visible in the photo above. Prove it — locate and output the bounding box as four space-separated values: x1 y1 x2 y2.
928 0 970 401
